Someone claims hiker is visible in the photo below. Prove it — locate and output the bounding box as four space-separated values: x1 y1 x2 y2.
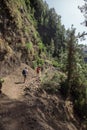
36 66 41 80
22 67 28 83
0 78 4 94
36 66 41 75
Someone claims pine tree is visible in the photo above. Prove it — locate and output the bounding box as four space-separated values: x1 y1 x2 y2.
66 26 78 97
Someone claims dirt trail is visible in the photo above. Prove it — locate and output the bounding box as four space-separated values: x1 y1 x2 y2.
2 63 36 100
0 63 80 130
0 63 41 130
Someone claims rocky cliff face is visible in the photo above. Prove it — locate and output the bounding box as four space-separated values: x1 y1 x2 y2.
0 0 40 76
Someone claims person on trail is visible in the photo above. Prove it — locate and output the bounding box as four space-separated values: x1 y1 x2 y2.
22 67 28 83
0 78 4 94
36 66 40 74
36 66 41 81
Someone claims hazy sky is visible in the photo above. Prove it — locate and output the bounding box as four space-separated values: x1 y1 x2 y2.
45 0 87 44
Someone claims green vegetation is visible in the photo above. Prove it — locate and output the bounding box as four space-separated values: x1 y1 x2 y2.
26 42 33 51
0 78 4 93
32 57 44 69
0 78 4 84
52 60 59 67
1 0 87 127
42 71 66 94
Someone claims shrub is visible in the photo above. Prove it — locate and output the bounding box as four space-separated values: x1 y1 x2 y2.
0 78 4 83
60 79 69 98
26 42 33 51
32 61 37 69
32 57 44 69
42 72 66 94
0 78 4 93
35 56 44 66
74 98 87 120
52 60 59 67
42 80 59 94
38 42 45 51
70 76 87 120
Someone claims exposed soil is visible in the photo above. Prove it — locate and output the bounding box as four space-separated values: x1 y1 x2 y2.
0 63 80 130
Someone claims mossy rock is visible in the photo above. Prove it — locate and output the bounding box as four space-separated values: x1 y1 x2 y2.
0 78 4 83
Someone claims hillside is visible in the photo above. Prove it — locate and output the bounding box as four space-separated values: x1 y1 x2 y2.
0 0 87 130
0 0 41 77
0 63 81 130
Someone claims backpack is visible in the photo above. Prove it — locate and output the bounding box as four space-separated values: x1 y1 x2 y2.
36 67 40 73
22 69 26 75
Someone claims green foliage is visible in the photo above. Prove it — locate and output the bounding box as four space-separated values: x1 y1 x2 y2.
32 56 44 69
52 60 59 67
65 26 79 97
78 3 87 28
32 60 37 69
38 42 44 50
58 47 67 71
29 0 66 57
42 80 59 94
24 0 31 11
38 42 46 55
52 72 66 83
74 98 87 120
42 72 66 94
42 74 59 94
4 0 87 123
37 57 44 66
26 42 33 50
59 26 87 121
69 69 87 120
60 79 69 98
0 78 4 83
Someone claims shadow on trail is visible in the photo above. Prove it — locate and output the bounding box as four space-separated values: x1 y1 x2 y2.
14 81 24 84
0 93 10 100
0 93 39 130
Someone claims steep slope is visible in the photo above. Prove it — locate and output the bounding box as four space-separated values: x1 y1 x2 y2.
0 0 40 77
0 1 85 130
0 64 81 130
